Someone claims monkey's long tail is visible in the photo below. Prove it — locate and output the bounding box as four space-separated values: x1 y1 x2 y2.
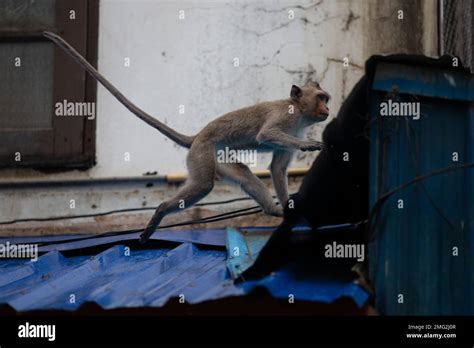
43 31 195 148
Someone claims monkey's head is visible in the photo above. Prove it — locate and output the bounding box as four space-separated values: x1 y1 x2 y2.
290 81 330 121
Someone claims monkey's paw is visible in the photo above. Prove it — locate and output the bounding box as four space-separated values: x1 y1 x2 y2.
139 231 151 244
300 141 325 152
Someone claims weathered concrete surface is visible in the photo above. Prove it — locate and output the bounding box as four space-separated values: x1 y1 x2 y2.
364 0 438 56
0 0 438 234
0 177 292 236
0 210 281 236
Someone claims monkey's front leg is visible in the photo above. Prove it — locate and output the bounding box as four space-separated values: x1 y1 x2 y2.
270 150 293 207
257 129 324 152
217 163 283 217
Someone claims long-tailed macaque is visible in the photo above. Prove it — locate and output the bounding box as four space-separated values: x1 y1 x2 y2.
43 31 330 243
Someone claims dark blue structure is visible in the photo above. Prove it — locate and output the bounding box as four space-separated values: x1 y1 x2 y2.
369 59 474 314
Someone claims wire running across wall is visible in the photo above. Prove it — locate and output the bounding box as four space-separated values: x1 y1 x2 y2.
0 196 263 226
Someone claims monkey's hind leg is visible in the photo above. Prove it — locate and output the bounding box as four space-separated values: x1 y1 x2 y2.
139 142 216 243
217 163 283 217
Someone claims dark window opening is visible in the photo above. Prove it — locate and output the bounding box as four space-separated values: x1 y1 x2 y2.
0 0 99 169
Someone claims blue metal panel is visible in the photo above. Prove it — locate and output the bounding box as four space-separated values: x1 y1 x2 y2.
373 62 474 101
0 228 227 252
0 227 368 312
369 62 474 315
0 243 241 311
469 105 474 313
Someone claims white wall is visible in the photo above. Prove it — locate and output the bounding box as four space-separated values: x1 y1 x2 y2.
90 0 367 178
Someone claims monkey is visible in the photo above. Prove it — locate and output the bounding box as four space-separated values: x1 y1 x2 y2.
43 31 330 243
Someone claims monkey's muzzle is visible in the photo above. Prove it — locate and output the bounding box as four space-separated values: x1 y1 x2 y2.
319 113 329 121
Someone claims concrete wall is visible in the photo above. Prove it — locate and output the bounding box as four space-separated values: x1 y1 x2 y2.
0 0 439 233
1 0 437 182
91 0 366 178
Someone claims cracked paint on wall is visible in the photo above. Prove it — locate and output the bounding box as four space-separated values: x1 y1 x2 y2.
90 0 367 176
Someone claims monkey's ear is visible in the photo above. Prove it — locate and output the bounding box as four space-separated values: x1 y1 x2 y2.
290 85 302 101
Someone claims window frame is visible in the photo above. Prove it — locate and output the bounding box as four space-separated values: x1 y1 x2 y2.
0 0 99 169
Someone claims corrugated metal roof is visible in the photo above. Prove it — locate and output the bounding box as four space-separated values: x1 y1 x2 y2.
0 227 368 312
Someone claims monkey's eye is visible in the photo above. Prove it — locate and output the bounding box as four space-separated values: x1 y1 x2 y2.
318 95 329 103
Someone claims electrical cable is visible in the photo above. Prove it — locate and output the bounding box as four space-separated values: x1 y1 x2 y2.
0 196 257 225
35 205 263 246
368 161 474 242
